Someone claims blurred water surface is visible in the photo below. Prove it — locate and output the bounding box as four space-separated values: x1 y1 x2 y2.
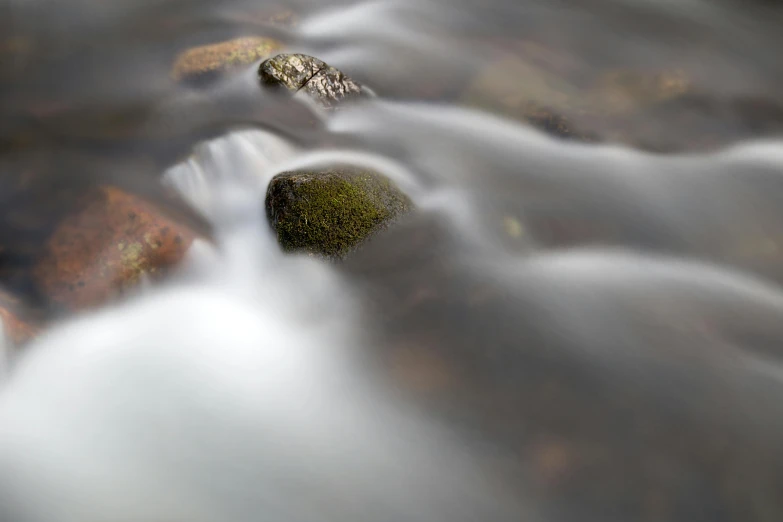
2 1 783 521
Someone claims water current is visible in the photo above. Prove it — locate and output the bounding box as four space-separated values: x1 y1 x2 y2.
2 1 783 521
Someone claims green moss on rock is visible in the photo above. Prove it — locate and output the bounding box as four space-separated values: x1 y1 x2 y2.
266 168 412 258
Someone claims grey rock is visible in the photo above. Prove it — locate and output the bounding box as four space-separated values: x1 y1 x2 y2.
259 53 324 90
258 53 367 109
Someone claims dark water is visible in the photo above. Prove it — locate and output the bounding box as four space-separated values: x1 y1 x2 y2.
2 1 783 521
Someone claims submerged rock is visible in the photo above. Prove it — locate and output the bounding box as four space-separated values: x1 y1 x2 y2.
258 53 367 109
461 49 597 141
465 49 781 152
522 102 600 142
587 69 691 113
0 288 39 346
172 37 283 85
461 41 694 145
266 168 412 258
32 186 196 312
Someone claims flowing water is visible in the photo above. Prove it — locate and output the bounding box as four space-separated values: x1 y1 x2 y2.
3 1 783 521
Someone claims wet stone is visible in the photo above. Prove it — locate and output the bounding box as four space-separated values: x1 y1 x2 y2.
32 186 196 312
172 37 283 85
259 53 367 109
266 167 412 259
259 53 325 90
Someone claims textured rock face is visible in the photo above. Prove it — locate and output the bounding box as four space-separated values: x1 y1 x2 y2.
266 168 412 259
259 53 325 91
31 186 196 312
171 37 283 85
258 53 367 109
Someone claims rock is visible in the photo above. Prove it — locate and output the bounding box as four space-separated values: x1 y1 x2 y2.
266 168 412 259
0 149 213 311
31 186 196 312
461 47 597 141
462 44 583 114
258 53 367 109
586 69 691 115
260 54 325 91
0 288 39 346
461 40 696 145
522 102 600 142
172 36 283 85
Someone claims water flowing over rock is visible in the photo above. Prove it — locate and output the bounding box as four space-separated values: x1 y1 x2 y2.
266 168 412 259
0 289 39 346
259 53 368 109
31 186 196 312
4 1 783 521
172 37 283 85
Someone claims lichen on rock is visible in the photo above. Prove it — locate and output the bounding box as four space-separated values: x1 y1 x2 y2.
258 53 367 109
266 168 412 259
32 186 196 312
172 36 283 85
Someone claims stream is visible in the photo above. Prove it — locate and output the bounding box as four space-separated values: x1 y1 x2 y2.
2 1 783 521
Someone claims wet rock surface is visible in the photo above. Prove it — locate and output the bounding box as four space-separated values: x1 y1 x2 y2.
266 167 412 259
0 288 40 346
172 36 283 85
31 186 196 312
259 53 367 109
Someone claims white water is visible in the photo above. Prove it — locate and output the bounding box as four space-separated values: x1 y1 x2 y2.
0 133 523 522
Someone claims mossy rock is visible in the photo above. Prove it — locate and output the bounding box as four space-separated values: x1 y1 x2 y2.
171 37 283 85
266 168 412 259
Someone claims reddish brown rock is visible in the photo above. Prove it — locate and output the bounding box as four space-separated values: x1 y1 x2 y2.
0 288 39 345
32 186 196 311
